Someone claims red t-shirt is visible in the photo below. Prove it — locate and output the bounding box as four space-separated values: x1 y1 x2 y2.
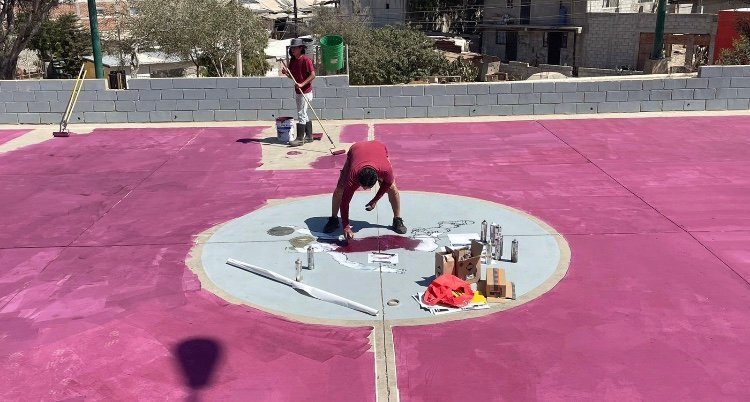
289 55 314 94
340 141 395 229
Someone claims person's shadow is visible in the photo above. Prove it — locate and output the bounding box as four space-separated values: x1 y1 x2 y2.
236 137 289 148
304 216 390 236
174 338 223 402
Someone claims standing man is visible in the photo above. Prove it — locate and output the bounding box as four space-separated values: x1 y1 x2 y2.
323 140 407 240
282 38 315 147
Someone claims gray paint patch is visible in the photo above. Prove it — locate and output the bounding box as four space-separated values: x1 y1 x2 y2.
197 192 570 324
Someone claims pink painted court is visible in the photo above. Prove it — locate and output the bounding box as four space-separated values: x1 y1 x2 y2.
1 114 750 401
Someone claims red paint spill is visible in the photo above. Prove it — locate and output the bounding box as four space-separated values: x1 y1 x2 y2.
334 235 420 253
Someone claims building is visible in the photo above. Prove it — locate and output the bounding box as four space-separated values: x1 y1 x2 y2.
480 0 584 66
340 0 406 27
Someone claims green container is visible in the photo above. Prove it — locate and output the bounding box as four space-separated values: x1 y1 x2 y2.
320 35 345 72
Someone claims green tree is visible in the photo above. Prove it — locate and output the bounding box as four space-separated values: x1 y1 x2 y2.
719 18 750 65
102 0 148 77
131 0 268 76
0 0 62 79
30 13 91 77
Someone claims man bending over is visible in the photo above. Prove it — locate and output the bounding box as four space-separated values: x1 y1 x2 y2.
323 140 407 240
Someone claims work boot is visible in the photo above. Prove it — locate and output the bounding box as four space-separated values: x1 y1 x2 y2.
289 123 306 147
305 121 313 142
323 216 340 233
392 217 407 234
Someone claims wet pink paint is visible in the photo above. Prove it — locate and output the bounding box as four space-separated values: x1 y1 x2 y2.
339 124 369 143
3 117 750 400
334 235 420 253
0 129 29 146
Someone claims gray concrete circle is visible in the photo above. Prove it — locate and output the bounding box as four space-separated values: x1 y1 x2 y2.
197 191 570 324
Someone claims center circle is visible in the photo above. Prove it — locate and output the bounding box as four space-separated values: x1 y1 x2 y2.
194 191 570 324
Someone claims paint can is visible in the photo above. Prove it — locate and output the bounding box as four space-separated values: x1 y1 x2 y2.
511 239 519 263
275 116 293 143
307 246 315 270
480 220 488 243
295 258 303 281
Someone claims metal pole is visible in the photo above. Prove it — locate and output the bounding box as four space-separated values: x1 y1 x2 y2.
651 0 668 59
293 0 298 37
87 0 104 79
236 0 242 76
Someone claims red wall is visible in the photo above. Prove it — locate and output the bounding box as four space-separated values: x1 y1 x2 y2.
714 10 750 63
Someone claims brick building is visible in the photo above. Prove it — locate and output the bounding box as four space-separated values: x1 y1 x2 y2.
51 0 125 33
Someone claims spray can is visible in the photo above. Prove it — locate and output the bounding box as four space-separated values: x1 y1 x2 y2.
489 223 497 244
480 220 488 243
511 239 519 263
307 246 315 270
495 234 504 260
484 240 493 264
295 258 303 281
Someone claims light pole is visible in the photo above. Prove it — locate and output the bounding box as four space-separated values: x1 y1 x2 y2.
87 0 104 79
651 0 668 60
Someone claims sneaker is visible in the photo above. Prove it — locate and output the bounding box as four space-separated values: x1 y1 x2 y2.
392 217 407 234
323 217 340 233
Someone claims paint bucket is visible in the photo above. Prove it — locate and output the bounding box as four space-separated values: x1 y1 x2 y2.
275 116 293 143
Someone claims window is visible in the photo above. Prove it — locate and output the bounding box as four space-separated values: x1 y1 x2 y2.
602 0 619 7
386 3 390 8
543 33 568 48
496 31 506 45
507 0 513 8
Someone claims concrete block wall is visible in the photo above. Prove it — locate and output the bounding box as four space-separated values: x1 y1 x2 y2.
1 65 750 124
582 13 716 70
499 62 574 80
578 67 645 77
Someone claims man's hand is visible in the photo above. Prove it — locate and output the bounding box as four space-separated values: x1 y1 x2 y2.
343 226 354 240
281 67 290 77
365 202 376 211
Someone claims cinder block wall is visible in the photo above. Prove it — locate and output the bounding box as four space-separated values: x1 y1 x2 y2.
582 13 716 70
0 65 748 124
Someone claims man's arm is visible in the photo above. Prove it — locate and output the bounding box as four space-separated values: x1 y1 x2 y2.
367 170 394 207
340 185 356 230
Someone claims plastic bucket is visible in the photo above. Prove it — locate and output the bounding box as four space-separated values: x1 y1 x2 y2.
320 35 345 72
275 116 293 143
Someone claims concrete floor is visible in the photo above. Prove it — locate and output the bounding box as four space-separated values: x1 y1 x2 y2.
1 111 750 401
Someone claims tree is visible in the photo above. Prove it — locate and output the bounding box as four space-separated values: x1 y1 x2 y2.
305 11 476 85
0 0 62 79
131 0 268 76
103 0 148 77
719 18 750 65
30 12 90 77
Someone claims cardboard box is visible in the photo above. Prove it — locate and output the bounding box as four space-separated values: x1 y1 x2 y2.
435 251 455 277
485 267 515 302
433 243 483 284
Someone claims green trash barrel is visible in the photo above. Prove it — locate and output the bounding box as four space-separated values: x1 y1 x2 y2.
320 35 345 72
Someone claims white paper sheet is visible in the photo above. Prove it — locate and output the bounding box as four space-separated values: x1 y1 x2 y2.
446 233 480 247
368 252 399 264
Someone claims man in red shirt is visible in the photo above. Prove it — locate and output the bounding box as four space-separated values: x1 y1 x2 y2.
323 140 407 239
282 38 316 147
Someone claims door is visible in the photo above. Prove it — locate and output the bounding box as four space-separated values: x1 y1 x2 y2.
520 0 531 25
547 32 563 65
506 32 518 62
